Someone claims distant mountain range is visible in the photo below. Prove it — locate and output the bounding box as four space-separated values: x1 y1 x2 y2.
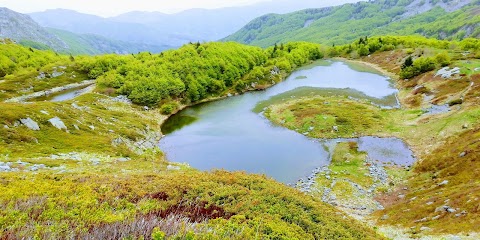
28 0 361 47
224 0 480 47
0 7 68 51
0 7 170 55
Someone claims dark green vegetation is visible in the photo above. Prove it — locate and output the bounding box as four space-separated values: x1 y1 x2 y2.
224 0 480 47
265 36 480 236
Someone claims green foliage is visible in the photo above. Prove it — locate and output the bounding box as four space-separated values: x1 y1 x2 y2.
160 102 179 115
225 0 480 47
79 41 322 106
152 227 166 240
434 51 451 67
400 57 435 79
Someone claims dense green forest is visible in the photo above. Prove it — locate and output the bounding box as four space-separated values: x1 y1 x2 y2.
224 0 480 47
78 41 323 107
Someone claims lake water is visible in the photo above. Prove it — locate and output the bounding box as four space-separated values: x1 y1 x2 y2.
160 60 413 183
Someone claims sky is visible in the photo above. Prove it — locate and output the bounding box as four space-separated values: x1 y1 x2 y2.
0 0 271 17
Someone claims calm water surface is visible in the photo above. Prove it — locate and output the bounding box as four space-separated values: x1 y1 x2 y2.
160 61 411 183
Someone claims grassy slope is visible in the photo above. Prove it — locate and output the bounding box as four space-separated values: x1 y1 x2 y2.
48 28 169 55
224 0 480 47
0 43 381 239
264 40 480 235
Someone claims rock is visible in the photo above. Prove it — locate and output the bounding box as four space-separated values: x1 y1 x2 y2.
462 124 469 129
227 93 233 97
20 118 40 131
36 72 47 80
0 163 11 172
435 67 461 78
381 214 389 220
398 194 405 199
143 106 149 111
117 157 130 162
167 165 181 171
419 227 431 231
3 125 9 129
333 126 339 132
414 217 428 223
432 215 441 220
73 125 79 130
30 164 45 171
40 110 49 115
447 208 456 213
111 95 132 104
308 126 314 131
112 138 123 145
426 201 434 205
459 152 467 157
438 180 449 186
89 125 95 131
48 117 67 130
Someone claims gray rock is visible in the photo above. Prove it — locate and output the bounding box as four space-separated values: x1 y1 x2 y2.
432 215 441 220
20 118 40 131
89 125 95 131
420 226 431 231
167 165 181 171
447 208 456 213
40 110 49 115
459 152 467 157
73 125 79 130
381 214 389 220
333 126 339 132
438 180 449 186
48 117 67 130
0 163 11 172
3 125 9 129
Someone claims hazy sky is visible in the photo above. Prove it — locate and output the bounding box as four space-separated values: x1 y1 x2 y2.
0 0 271 17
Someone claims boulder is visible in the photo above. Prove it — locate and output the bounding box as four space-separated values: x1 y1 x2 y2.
48 117 67 130
20 118 40 131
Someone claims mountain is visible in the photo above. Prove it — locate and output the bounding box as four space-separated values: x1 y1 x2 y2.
224 0 480 47
47 28 169 55
0 7 68 51
29 0 361 47
0 8 169 54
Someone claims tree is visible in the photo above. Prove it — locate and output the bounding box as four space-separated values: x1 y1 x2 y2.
402 56 413 69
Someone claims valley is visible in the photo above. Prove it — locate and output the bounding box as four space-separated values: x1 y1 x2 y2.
1 0 480 239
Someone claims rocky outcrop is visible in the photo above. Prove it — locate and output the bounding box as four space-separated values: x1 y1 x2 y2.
48 117 67 130
20 118 40 131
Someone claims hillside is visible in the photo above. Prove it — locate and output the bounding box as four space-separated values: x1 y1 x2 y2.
48 28 169 55
0 8 169 55
264 36 480 238
29 0 360 46
0 7 68 51
224 0 480 47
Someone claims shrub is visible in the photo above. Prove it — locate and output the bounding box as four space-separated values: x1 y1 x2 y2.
448 99 463 106
160 102 179 115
